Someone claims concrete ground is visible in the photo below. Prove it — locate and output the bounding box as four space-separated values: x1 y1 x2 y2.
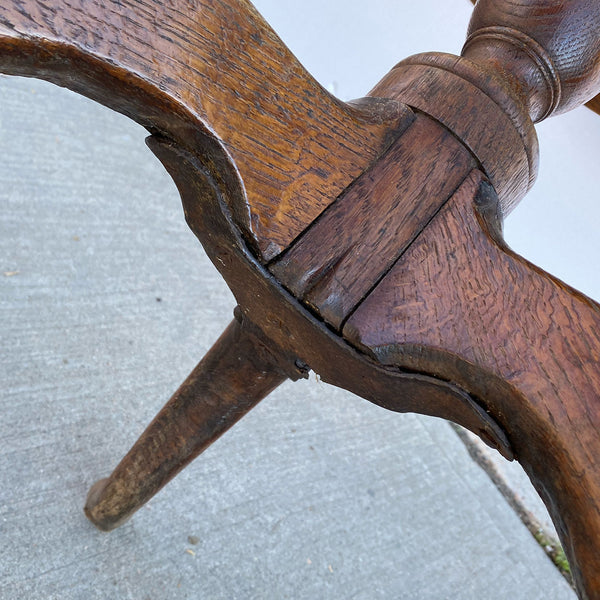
0 74 576 600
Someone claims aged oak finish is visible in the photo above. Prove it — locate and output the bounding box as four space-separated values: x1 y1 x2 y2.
467 0 600 116
1 0 600 598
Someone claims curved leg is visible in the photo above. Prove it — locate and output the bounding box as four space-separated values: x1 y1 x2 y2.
0 0 409 262
85 317 287 531
345 170 600 600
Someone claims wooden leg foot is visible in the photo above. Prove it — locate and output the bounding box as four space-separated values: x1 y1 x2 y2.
84 318 287 531
85 479 123 531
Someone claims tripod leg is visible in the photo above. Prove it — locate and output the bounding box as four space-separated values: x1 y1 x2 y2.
344 172 600 599
84 318 287 531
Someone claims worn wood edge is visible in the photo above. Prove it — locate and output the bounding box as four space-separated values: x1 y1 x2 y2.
453 425 575 586
343 169 600 600
146 135 515 458
0 14 508 451
0 33 246 202
268 113 475 331
0 1 416 264
352 340 596 599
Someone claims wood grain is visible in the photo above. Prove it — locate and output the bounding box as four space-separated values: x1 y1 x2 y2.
0 0 412 262
84 316 288 531
464 0 600 120
270 113 475 329
2 0 600 598
466 0 600 116
344 170 600 599
148 134 516 459
370 54 538 215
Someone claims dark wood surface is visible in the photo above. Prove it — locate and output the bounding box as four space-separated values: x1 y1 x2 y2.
467 0 600 117
1 0 600 598
369 53 538 215
345 169 600 597
464 0 600 120
0 0 411 262
588 95 600 115
270 113 475 329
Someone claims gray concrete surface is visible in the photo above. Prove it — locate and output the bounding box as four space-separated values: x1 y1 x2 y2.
460 429 559 544
0 71 577 599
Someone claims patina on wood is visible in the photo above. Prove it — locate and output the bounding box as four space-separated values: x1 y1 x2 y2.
467 0 600 116
1 0 600 599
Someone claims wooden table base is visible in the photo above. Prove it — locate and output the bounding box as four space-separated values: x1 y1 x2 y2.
1 0 600 598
